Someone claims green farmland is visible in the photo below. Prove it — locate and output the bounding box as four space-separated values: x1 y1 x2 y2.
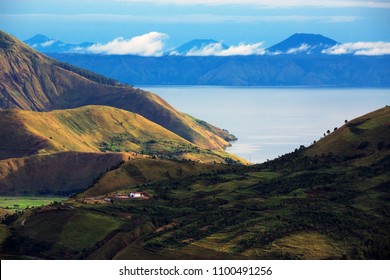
0 197 66 213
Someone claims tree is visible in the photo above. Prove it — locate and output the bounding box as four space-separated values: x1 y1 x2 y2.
377 141 385 151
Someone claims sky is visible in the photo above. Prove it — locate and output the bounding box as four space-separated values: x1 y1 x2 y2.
0 0 389 54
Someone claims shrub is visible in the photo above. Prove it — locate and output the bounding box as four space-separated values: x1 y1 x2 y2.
357 141 369 150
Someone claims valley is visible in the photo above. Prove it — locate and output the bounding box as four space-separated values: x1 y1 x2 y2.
0 29 389 260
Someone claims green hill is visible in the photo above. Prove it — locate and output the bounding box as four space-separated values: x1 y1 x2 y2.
0 106 244 195
0 105 194 158
79 158 228 197
306 106 390 161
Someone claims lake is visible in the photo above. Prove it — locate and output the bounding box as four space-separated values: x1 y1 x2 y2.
143 87 389 163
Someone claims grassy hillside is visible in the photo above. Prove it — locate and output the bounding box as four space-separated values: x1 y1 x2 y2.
0 196 66 221
0 106 194 158
1 107 389 260
306 106 390 160
79 158 228 197
0 106 244 195
0 30 234 151
0 152 128 195
0 106 246 166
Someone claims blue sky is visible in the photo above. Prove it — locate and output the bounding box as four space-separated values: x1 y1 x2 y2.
1 0 389 50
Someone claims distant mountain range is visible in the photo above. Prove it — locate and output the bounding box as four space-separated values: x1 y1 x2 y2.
24 33 340 56
49 54 390 87
22 33 389 87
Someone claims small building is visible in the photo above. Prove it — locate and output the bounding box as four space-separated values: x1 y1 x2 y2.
129 192 150 199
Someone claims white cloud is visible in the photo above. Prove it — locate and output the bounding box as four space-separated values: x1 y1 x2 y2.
184 43 225 56
116 0 390 8
84 32 168 56
221 42 266 56
286 44 310 54
41 39 56 47
323 42 390 56
182 42 265 56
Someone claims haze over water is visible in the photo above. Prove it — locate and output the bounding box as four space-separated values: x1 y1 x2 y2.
144 87 389 163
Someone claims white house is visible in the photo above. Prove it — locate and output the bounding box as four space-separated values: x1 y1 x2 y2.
129 192 149 199
129 192 141 198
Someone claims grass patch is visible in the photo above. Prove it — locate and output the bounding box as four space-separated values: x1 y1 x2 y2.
192 231 250 254
59 212 125 251
0 224 9 246
247 171 280 180
268 231 344 259
0 196 66 212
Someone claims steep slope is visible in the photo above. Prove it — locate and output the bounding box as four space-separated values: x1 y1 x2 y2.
79 158 227 197
0 152 128 195
0 106 195 159
266 33 338 54
0 106 243 163
0 30 233 150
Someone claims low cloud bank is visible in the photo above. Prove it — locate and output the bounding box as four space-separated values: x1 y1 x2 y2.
72 32 390 57
181 42 265 56
323 42 390 56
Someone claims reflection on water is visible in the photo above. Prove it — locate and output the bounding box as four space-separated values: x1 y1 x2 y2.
143 86 389 163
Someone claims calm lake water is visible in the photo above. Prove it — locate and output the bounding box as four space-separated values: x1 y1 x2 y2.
143 87 389 163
